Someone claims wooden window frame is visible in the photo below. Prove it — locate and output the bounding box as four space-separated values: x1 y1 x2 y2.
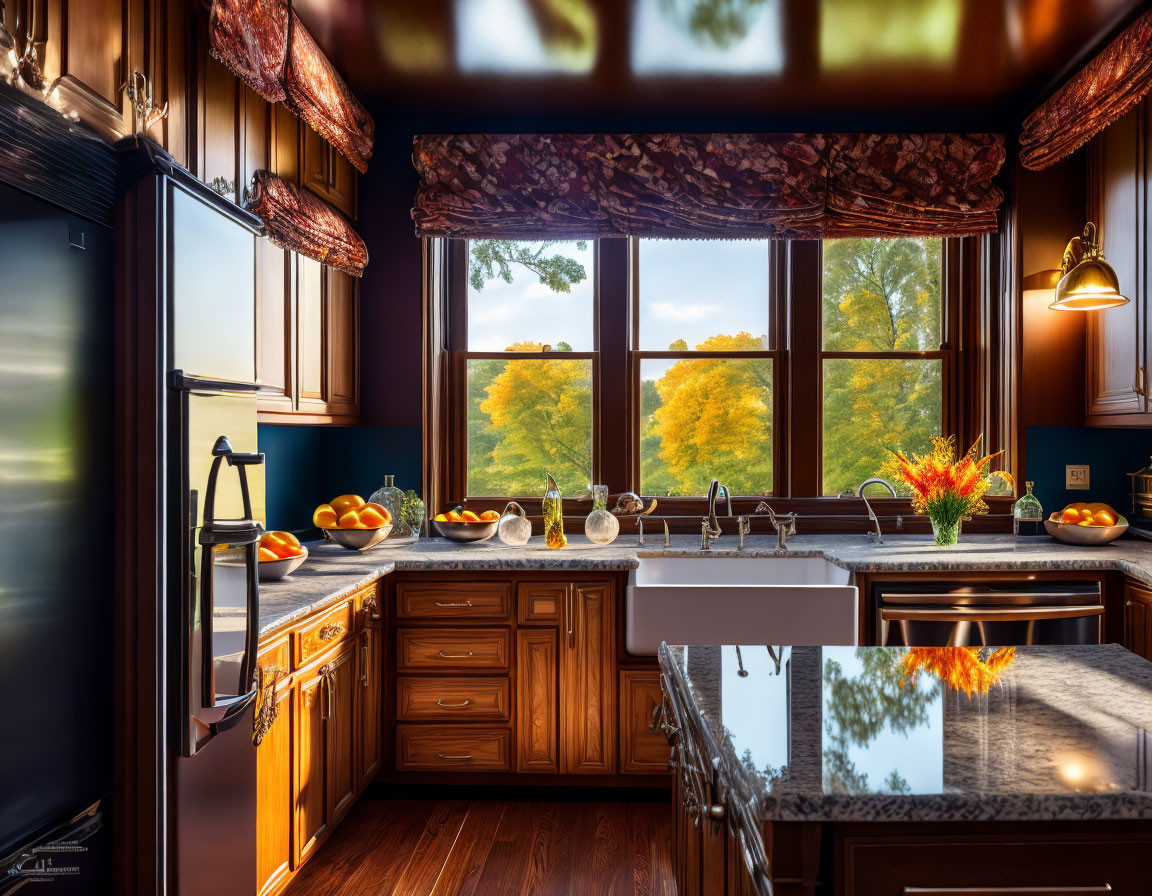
427 234 1014 532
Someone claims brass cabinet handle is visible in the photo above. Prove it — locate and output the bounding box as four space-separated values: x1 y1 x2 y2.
436 698 472 708
360 631 370 687
434 600 473 608
565 586 575 649
319 663 334 720
362 593 381 622
318 622 345 641
437 650 474 658
436 752 473 761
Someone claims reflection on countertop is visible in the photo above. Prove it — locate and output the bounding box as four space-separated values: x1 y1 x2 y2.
660 643 1152 822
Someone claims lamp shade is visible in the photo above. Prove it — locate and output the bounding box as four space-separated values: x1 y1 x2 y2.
1050 258 1129 310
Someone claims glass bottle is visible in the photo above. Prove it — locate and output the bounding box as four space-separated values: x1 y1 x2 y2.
1013 481 1045 536
543 473 566 549
585 484 619 545
369 475 410 538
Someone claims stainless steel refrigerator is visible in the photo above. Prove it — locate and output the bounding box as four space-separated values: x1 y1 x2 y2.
120 144 266 896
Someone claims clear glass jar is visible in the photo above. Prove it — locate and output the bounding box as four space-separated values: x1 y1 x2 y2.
585 484 619 545
1013 481 1045 536
369 475 413 538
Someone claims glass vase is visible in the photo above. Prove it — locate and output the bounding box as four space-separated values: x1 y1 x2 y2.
543 473 566 549
585 485 619 545
930 515 963 546
369 475 410 538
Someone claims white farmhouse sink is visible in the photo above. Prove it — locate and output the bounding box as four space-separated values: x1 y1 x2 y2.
626 557 858 655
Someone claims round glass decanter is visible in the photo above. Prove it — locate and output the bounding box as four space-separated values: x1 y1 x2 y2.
585 484 619 545
1013 481 1045 536
369 475 413 538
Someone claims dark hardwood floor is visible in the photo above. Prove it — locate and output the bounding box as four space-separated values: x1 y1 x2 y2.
283 794 677 896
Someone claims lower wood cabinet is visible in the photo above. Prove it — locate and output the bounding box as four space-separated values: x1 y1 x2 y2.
255 581 382 896
619 670 670 774
1124 577 1152 660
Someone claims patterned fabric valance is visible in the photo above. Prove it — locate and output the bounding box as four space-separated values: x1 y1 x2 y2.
411 133 1005 240
248 170 368 276
1020 9 1152 171
208 0 374 174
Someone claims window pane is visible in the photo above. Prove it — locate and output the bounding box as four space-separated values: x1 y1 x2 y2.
822 238 941 351
640 357 772 496
467 357 592 497
821 358 941 496
637 240 771 351
467 239 595 351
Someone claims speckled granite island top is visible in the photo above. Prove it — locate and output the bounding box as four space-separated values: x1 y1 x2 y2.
259 533 1152 640
660 642 1152 822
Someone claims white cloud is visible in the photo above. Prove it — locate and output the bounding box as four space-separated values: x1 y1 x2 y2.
648 301 721 323
520 282 557 300
469 301 521 324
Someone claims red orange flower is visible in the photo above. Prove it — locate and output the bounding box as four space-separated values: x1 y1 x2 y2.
900 646 1016 697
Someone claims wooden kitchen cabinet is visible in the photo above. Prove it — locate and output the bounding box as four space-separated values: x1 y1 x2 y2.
255 238 294 413
357 620 384 791
295 660 328 866
1086 100 1151 424
516 628 559 772
302 124 357 218
619 670 670 774
198 49 241 204
255 640 293 896
1125 578 1152 661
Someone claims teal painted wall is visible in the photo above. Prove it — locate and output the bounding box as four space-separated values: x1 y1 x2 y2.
259 424 421 536
1025 426 1152 521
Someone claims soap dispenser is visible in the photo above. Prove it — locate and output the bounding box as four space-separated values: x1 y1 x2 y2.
1013 481 1045 536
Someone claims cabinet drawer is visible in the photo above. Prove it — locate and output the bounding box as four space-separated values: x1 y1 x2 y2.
397 677 510 721
396 725 511 771
396 582 512 620
294 600 356 668
517 583 566 625
396 628 510 672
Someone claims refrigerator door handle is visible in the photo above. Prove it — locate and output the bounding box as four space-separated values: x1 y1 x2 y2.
172 370 260 393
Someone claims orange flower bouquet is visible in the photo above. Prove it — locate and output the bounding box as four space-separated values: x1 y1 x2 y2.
889 436 1003 546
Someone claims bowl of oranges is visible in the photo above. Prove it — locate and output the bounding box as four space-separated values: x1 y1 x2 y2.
1044 502 1128 546
258 531 308 580
312 494 393 551
432 507 500 543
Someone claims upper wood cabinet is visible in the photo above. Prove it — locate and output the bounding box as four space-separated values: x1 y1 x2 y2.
1086 101 1151 425
302 125 357 218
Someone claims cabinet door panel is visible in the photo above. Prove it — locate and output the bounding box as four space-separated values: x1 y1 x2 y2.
273 104 301 184
329 153 357 218
517 629 558 772
517 582 566 625
326 268 358 414
1126 581 1152 661
200 54 239 202
295 670 327 865
297 255 325 408
562 583 615 774
1087 105 1145 418
241 87 270 203
358 625 383 791
301 126 330 201
325 648 358 826
256 239 293 412
44 0 127 121
257 681 293 896
620 670 670 774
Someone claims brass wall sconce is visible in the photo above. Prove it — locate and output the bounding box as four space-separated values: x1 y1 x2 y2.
1049 222 1129 311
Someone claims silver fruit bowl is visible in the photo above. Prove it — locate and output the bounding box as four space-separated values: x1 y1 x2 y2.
432 519 498 543
322 522 393 551
1044 514 1128 546
258 545 308 581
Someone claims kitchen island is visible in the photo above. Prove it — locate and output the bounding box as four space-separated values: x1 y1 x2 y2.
658 642 1152 895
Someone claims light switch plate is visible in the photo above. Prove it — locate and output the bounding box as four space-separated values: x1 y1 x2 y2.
1066 465 1090 490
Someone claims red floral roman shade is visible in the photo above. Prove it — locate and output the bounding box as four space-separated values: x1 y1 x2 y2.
248 170 368 277
209 0 288 103
208 0 374 174
411 133 1004 240
1020 8 1152 171
284 10 374 175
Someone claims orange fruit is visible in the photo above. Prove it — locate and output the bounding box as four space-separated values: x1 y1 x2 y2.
1077 520 1093 527
258 547 279 562
461 510 482 523
359 506 387 528
434 513 449 522
1092 510 1117 527
480 510 500 522
362 501 392 524
261 531 302 558
1060 507 1081 524
330 494 365 515
312 504 338 529
337 508 362 529
447 510 464 523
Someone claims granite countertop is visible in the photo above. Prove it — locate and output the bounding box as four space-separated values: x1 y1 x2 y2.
660 642 1152 823
257 532 1152 641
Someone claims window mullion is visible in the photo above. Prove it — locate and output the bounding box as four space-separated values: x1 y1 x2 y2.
788 240 823 498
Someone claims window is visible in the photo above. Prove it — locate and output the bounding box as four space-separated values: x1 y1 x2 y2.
461 240 596 498
820 237 947 496
434 234 997 520
635 240 776 496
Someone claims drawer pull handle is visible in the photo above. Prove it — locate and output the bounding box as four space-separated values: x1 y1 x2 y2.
438 650 474 659
437 752 473 761
318 623 345 641
434 600 473 608
436 698 472 708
